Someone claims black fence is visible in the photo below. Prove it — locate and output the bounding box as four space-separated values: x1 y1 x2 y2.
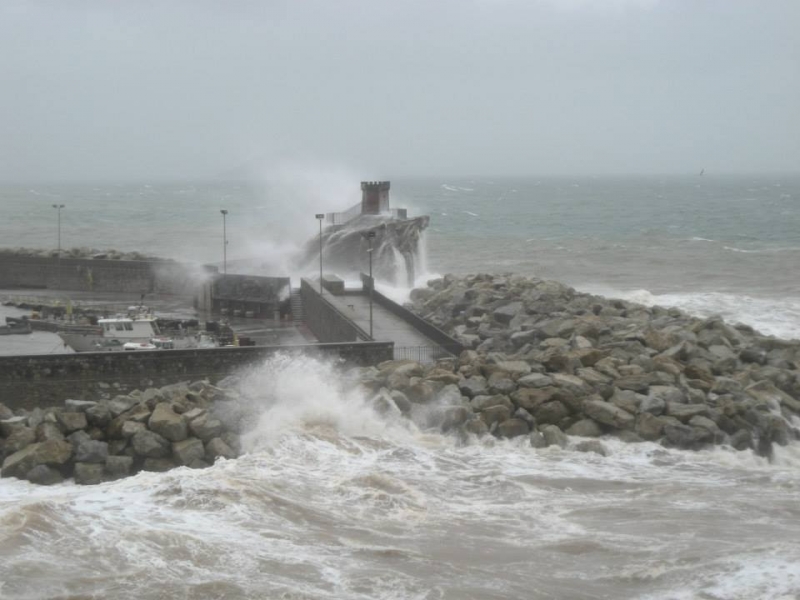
394 345 461 364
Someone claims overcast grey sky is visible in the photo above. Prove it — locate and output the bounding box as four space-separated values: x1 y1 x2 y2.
0 0 797 181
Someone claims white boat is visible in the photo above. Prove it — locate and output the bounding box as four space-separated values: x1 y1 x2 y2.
57 306 174 352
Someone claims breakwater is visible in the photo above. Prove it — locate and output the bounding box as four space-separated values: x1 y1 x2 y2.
0 251 206 295
363 272 800 457
0 342 394 410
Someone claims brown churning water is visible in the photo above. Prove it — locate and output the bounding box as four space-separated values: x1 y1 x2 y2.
1 354 800 599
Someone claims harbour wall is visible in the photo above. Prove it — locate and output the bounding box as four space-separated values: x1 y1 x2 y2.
0 342 394 411
300 278 371 342
0 254 207 296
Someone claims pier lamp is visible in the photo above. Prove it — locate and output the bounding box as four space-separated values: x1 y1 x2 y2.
315 214 324 294
363 230 376 339
52 204 65 256
52 203 65 289
220 209 228 274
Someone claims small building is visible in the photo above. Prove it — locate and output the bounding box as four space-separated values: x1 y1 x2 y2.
197 274 291 318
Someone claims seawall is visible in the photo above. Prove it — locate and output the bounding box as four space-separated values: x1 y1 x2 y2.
0 342 394 411
0 254 206 295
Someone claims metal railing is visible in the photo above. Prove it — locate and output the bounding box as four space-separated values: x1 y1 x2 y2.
393 345 459 364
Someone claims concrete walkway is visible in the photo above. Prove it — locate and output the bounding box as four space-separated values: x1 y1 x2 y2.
322 291 441 354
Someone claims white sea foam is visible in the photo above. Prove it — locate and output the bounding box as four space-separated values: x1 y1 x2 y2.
580 285 800 340
723 245 761 253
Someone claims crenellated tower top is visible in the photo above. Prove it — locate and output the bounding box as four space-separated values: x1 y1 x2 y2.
360 181 391 214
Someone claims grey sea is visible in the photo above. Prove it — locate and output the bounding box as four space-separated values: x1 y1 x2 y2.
1 175 800 599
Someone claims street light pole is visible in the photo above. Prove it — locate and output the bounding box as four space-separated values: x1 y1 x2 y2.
52 204 64 289
365 230 375 339
220 209 228 274
52 204 64 255
315 214 324 294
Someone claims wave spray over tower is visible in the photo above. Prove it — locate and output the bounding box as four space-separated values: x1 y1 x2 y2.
300 181 429 286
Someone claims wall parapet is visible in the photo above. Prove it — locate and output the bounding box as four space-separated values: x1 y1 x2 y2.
0 341 394 410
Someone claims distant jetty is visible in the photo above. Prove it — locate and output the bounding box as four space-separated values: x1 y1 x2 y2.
299 181 429 287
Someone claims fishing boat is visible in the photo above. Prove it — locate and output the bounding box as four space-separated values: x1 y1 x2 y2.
57 306 174 352
0 319 32 335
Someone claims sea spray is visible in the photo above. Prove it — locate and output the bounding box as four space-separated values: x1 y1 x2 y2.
231 353 415 452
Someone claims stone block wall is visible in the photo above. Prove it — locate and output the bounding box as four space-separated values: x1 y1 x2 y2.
0 255 207 296
0 342 394 411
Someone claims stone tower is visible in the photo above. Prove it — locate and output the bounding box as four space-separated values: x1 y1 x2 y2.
360 181 390 215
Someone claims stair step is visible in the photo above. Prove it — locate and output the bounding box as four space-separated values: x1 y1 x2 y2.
290 289 304 323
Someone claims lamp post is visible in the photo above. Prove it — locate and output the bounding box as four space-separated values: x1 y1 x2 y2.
315 214 324 294
220 209 228 274
364 230 376 339
52 204 64 255
52 204 64 289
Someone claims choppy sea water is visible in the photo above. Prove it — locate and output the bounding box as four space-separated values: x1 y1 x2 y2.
1 176 800 598
2 355 800 600
1 175 798 337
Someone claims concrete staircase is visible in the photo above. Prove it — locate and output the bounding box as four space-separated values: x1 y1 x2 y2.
290 288 304 324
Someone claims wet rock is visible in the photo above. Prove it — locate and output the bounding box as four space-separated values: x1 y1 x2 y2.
541 425 568 448
205 437 237 462
665 403 709 422
480 405 512 428
75 440 109 464
131 430 170 459
574 440 608 456
566 419 603 437
142 458 176 472
533 401 569 426
1 440 73 479
529 431 547 448
471 394 514 412
74 462 105 485
26 464 64 485
105 455 134 479
495 418 530 438
172 438 206 466
583 400 635 430
458 376 488 398
148 404 188 442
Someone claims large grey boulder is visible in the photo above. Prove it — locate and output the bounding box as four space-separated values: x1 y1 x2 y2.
665 403 709 422
56 412 87 434
574 440 608 456
149 404 188 442
495 418 529 438
131 430 171 458
529 431 547 448
85 403 112 428
583 400 635 430
471 394 514 412
566 419 603 437
2 426 36 457
541 425 568 448
75 440 109 464
105 455 134 479
516 373 554 389
0 416 29 437
205 437 237 461
172 438 206 466
533 401 569 426
26 464 64 486
121 421 147 439
108 395 140 417
480 405 512 428
1 440 73 480
458 376 488 398
74 463 105 485
65 399 97 413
